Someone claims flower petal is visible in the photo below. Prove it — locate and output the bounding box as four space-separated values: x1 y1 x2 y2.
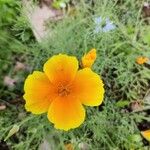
44 54 78 84
141 130 150 141
23 71 56 114
136 56 149 64
47 96 85 131
72 68 104 106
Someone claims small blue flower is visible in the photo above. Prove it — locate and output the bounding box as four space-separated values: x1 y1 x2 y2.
94 16 102 24
103 22 116 32
94 17 116 33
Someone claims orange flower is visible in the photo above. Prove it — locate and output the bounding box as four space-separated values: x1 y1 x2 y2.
24 54 104 131
65 143 74 150
81 48 96 68
136 56 149 64
141 130 150 141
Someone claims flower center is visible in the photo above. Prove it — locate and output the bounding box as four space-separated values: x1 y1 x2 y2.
57 84 71 97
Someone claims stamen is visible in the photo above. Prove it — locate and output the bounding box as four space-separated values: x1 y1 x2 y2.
57 84 71 97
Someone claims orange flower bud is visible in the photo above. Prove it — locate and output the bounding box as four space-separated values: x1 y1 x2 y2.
81 48 97 68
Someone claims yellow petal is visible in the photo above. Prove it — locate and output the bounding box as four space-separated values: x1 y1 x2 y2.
72 68 104 106
44 54 78 84
47 96 85 131
81 48 96 68
141 130 150 141
23 71 56 114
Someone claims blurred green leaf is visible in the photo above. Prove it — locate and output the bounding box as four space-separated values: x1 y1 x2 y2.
4 124 20 141
116 100 130 108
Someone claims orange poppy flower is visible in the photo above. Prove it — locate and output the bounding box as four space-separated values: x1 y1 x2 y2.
65 143 74 150
23 54 104 131
141 130 150 141
136 56 149 65
81 48 96 68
